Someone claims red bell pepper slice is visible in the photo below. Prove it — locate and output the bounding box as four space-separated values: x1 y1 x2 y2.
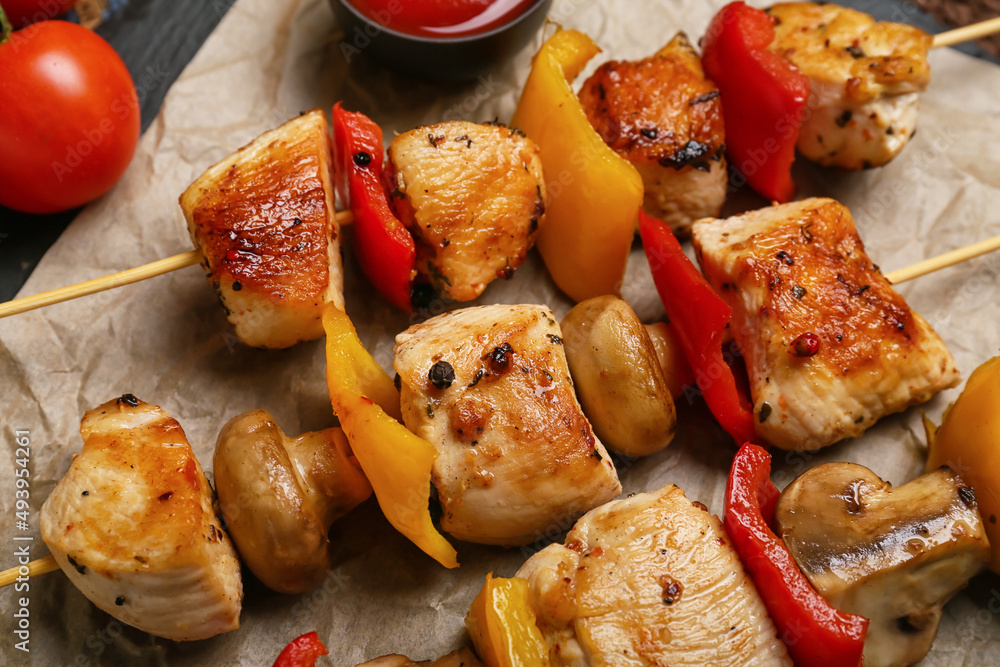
725 443 868 667
332 103 416 312
701 1 809 203
272 631 329 667
638 210 757 445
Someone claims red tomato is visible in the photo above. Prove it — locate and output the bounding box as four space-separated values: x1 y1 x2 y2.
0 20 140 214
1 0 79 28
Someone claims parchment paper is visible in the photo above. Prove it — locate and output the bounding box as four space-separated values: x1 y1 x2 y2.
3 0 1000 664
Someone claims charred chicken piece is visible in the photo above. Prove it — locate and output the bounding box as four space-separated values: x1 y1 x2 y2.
767 2 932 170
775 462 990 667
39 396 242 641
386 121 547 302
393 304 621 546
692 197 959 451
578 32 726 237
213 410 372 594
180 109 344 348
516 484 792 665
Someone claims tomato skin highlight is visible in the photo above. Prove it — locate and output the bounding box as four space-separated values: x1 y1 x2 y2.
1 0 78 28
0 20 140 214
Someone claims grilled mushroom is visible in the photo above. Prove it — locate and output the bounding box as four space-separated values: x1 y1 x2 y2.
775 463 990 667
214 410 372 594
644 321 694 399
562 296 677 457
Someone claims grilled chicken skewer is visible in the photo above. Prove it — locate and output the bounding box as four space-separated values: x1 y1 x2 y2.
39 395 243 641
394 303 622 546
4 223 1000 588
180 109 347 349
0 13 996 321
0 112 354 331
480 484 793 665
1 12 999 319
578 32 727 238
692 197 961 451
386 120 547 303
766 2 933 170
763 4 1000 172
8 398 374 642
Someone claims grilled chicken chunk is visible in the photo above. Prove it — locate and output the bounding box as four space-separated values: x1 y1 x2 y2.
516 485 792 666
394 304 621 546
767 2 932 170
692 198 959 451
40 395 242 641
180 109 344 348
386 121 547 302
578 33 726 237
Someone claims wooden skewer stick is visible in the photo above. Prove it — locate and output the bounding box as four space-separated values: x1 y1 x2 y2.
884 232 1000 284
932 16 1000 49
1 232 998 590
0 210 354 320
0 250 203 319
0 555 59 588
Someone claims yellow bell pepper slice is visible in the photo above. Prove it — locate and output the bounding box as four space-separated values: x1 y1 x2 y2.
926 356 1000 573
466 573 549 667
323 306 402 421
512 29 643 303
323 305 458 568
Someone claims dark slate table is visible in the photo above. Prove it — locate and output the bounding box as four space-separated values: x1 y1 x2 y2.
0 0 995 302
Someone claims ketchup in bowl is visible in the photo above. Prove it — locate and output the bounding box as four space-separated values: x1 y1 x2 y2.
347 0 539 38
329 0 552 81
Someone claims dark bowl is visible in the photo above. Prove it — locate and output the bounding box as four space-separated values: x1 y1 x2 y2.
329 0 553 83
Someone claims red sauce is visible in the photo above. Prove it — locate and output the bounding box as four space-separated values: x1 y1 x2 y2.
348 0 539 38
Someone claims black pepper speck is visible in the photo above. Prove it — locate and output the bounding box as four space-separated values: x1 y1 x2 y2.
428 361 455 389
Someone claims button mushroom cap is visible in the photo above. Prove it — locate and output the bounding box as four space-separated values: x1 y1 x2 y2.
213 410 372 594
644 321 695 399
561 296 677 457
775 462 990 667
